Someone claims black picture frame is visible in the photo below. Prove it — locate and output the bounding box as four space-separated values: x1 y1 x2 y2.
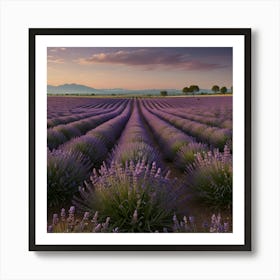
29 28 251 251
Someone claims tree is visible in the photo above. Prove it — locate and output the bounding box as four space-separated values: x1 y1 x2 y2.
212 85 220 94
182 87 190 95
221 86 227 94
230 86 233 94
189 85 200 96
160 90 168 96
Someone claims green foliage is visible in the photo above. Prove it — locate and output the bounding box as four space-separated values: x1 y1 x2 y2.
55 126 81 140
170 140 188 157
160 91 168 96
183 85 199 95
211 85 220 93
189 85 199 92
220 86 227 94
176 142 207 171
182 87 190 94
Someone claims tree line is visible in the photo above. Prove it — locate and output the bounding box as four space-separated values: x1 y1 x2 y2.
182 85 232 95
159 85 232 96
211 85 231 95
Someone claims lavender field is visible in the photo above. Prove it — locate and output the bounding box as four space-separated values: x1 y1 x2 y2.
47 96 232 233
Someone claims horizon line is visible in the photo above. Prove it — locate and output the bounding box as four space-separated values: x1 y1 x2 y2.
47 83 232 91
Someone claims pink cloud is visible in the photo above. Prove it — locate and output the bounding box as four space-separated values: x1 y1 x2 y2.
47 57 64 64
76 49 225 71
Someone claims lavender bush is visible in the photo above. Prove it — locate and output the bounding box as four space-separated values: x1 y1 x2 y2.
186 145 232 209
47 149 91 208
47 129 67 150
62 135 108 168
111 142 160 166
73 160 180 232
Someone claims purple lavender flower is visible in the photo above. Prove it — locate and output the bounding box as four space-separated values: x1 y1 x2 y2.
224 222 230 232
189 216 195 224
69 206 75 214
52 214 59 225
132 209 138 224
202 221 209 229
93 224 102 233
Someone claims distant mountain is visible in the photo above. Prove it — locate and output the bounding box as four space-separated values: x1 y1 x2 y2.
47 83 98 94
47 83 212 95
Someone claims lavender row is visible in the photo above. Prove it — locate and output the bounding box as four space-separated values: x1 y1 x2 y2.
61 101 132 169
47 100 123 128
146 98 232 121
178 106 232 120
146 100 172 110
148 96 232 111
143 100 231 150
47 101 128 150
109 99 161 166
47 97 125 118
77 100 119 110
47 97 98 118
162 108 232 130
147 97 232 122
48 108 108 128
139 100 205 165
48 98 123 119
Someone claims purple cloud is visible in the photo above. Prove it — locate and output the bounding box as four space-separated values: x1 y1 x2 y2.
76 48 225 71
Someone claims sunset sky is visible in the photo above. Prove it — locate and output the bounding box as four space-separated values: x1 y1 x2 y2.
47 47 232 90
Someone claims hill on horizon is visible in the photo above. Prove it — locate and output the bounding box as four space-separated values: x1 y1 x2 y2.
47 83 98 94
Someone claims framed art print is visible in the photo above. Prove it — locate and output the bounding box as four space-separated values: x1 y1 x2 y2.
29 28 251 251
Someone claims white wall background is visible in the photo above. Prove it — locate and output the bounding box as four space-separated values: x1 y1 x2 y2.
0 0 279 279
